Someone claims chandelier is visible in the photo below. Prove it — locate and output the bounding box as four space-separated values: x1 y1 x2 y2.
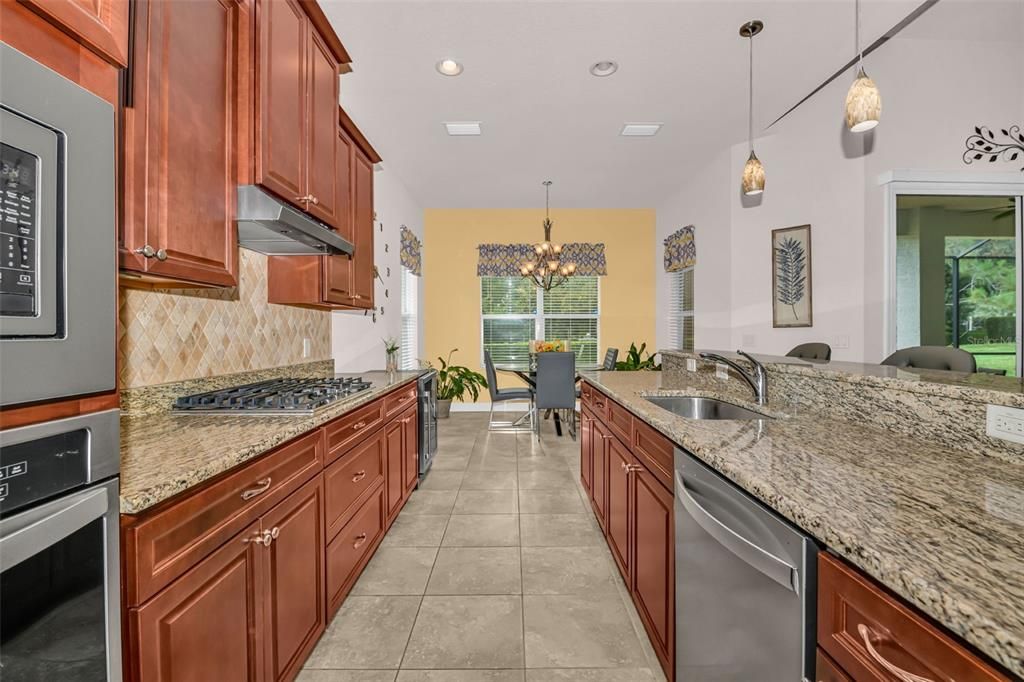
520 180 577 290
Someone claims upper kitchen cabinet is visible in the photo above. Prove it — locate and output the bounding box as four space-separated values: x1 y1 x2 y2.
120 0 247 287
19 0 129 66
267 108 380 310
255 0 350 230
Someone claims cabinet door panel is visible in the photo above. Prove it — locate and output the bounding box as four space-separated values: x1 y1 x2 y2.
124 0 239 286
304 27 340 228
322 126 355 304
22 0 129 66
350 147 375 307
385 421 404 520
325 428 385 539
580 409 594 494
633 466 674 673
591 421 609 530
256 0 306 202
403 406 419 494
263 476 326 682
131 521 263 682
605 435 632 583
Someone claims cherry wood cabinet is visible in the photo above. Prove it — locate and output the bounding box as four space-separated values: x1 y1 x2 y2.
590 417 610 531
632 463 674 675
20 0 129 66
818 552 1010 682
129 520 264 682
815 648 852 682
349 143 375 307
121 0 245 287
255 0 344 228
579 408 594 494
261 476 325 682
384 420 405 522
402 406 419 494
605 434 632 582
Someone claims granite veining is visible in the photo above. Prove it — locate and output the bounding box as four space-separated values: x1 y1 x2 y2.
582 369 1024 677
120 369 427 515
662 350 1024 465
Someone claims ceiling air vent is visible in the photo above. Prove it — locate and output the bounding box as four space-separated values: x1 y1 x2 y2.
620 123 663 137
444 121 482 136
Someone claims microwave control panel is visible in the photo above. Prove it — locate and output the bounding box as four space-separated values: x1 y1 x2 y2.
0 142 37 317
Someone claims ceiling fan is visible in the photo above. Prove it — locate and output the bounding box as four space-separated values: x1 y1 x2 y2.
963 199 1017 221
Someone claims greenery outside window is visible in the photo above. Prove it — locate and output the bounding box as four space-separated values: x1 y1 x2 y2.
481 276 600 368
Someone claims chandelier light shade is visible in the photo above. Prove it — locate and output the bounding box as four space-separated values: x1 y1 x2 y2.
520 181 577 291
739 20 765 197
845 0 881 132
742 150 765 196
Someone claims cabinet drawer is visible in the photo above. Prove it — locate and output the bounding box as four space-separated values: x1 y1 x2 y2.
589 387 609 418
606 397 634 445
123 430 322 606
816 647 852 682
384 384 417 418
325 428 385 540
326 483 385 615
632 418 673 492
818 553 1009 682
580 382 594 409
323 398 385 464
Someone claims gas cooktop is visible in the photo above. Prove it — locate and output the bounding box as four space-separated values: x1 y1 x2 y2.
172 377 373 415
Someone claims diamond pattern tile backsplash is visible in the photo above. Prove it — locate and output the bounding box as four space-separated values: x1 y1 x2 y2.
119 250 332 388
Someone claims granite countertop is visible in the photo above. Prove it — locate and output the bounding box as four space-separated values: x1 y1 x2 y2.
581 370 1024 678
120 370 427 515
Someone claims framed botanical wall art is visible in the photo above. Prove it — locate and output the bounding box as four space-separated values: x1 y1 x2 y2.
772 225 812 328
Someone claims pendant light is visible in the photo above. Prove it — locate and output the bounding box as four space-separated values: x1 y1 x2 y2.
845 0 881 132
740 20 765 196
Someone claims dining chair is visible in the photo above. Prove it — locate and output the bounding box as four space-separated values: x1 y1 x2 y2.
881 346 977 373
483 351 536 432
602 347 619 370
786 343 831 361
535 351 577 439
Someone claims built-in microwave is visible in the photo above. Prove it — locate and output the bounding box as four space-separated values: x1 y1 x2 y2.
0 42 116 407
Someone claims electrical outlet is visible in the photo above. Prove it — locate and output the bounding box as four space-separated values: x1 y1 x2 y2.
986 405 1024 445
716 362 730 380
686 358 697 372
741 334 756 346
302 337 311 359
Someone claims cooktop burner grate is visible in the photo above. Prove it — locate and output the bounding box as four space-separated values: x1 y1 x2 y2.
172 377 373 415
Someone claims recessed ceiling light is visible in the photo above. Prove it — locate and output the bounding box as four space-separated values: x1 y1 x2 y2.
589 61 618 77
444 121 481 136
436 59 463 76
620 123 662 137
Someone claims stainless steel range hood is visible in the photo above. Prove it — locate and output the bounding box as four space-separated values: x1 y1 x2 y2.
235 185 354 256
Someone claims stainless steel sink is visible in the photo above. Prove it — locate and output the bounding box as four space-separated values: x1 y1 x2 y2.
643 395 770 420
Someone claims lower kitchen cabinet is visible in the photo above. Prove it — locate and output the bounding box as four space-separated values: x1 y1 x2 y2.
632 464 674 672
402 406 419 495
579 408 594 493
131 519 265 682
385 404 419 525
326 483 385 616
589 417 610 531
605 434 632 581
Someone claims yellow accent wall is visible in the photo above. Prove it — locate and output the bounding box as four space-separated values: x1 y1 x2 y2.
424 208 656 402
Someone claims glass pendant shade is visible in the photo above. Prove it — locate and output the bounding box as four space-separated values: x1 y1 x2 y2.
742 150 765 196
845 67 881 132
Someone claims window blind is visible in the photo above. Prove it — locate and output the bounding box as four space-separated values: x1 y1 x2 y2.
669 268 695 351
400 267 418 369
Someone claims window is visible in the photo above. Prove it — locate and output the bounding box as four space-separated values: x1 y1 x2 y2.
668 268 694 351
481 276 600 368
400 267 418 369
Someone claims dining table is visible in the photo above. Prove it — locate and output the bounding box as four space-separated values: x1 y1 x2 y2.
493 363 601 437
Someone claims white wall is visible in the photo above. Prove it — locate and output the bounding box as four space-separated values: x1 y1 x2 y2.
656 25 1024 362
332 167 424 372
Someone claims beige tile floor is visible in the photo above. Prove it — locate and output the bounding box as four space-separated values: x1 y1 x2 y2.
301 412 667 682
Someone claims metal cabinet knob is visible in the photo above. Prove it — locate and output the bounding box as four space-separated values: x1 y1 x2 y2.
309 195 319 205
134 245 168 261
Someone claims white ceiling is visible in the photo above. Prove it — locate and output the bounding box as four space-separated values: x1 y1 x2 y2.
320 0 1002 209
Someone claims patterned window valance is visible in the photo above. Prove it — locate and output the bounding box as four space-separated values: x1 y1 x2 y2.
400 226 422 276
477 243 607 277
664 225 696 272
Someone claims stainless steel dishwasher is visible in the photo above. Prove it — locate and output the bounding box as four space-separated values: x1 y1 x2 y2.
675 449 817 681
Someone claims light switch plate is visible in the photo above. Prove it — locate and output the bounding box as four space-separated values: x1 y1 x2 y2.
833 334 850 350
716 363 729 380
986 404 1024 445
302 337 311 359
686 358 697 372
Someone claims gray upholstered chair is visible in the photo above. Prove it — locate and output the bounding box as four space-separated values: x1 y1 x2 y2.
786 343 832 361
881 346 977 373
483 351 536 432
535 351 577 439
602 347 619 370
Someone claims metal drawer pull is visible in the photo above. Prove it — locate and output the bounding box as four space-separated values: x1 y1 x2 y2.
241 477 272 500
352 470 367 482
858 624 934 682
352 421 368 430
626 464 644 473
353 532 368 549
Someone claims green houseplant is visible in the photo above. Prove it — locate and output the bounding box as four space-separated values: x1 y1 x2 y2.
431 349 488 418
615 342 662 371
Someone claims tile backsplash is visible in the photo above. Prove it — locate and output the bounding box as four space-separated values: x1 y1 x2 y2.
119 250 331 388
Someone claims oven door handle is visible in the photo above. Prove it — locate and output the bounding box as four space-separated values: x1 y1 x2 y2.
0 484 110 571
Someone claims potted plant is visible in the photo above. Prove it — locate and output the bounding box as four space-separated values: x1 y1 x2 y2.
430 348 488 418
615 342 662 371
383 337 399 373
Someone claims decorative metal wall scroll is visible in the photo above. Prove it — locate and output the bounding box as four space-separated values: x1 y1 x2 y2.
963 126 1024 171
